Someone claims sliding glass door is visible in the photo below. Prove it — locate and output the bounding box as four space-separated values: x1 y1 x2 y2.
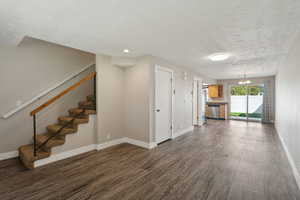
230 85 248 120
230 85 264 122
247 85 263 121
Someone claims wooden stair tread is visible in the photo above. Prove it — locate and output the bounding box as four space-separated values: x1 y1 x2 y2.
19 144 51 162
47 124 77 135
86 95 96 102
78 101 96 109
79 101 95 106
36 133 65 148
68 108 96 115
58 116 89 125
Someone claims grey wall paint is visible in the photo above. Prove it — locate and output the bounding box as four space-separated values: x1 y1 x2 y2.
276 33 300 172
124 56 152 142
51 115 97 154
0 37 95 153
0 37 95 115
96 55 151 143
95 55 216 146
96 55 125 143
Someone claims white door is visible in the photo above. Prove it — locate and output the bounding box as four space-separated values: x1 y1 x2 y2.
193 80 198 125
155 67 173 144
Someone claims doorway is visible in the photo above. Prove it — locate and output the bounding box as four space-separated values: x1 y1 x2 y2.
193 78 204 126
230 84 264 122
155 66 173 144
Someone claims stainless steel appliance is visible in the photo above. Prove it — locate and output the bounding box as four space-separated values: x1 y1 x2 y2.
207 104 220 119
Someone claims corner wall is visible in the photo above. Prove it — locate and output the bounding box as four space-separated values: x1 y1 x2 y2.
96 55 152 144
124 56 152 143
96 55 214 145
96 55 125 144
276 32 300 184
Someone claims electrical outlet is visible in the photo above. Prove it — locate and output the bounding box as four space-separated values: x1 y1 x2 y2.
106 133 111 140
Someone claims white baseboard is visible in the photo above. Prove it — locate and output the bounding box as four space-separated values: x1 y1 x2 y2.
277 131 300 190
34 144 97 168
35 138 126 168
2 137 156 167
96 138 126 150
125 138 156 149
149 142 158 149
0 151 18 161
172 126 194 139
34 137 155 167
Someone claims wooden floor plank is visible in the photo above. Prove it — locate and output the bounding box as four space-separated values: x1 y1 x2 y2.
0 120 299 200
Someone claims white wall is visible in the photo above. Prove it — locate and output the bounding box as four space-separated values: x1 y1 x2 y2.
0 37 95 153
276 32 300 176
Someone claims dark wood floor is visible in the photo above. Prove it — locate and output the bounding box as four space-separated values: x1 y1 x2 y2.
0 120 299 200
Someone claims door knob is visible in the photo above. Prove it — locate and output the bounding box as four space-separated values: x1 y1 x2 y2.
156 109 160 112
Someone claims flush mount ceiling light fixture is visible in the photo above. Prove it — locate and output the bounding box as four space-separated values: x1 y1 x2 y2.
238 71 252 85
238 79 251 85
123 49 130 53
208 53 230 61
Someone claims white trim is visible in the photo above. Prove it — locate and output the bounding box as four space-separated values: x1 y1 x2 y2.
2 137 157 167
155 65 174 74
172 126 194 139
154 65 174 143
2 63 95 119
34 137 156 167
34 144 97 168
0 151 18 161
97 138 156 150
149 142 158 149
35 137 126 168
96 138 126 150
193 76 202 81
277 131 300 189
193 77 204 126
125 138 156 149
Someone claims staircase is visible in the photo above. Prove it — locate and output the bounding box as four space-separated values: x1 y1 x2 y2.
19 95 96 169
18 71 97 169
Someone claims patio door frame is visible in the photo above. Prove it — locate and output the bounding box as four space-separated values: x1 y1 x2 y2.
229 84 264 122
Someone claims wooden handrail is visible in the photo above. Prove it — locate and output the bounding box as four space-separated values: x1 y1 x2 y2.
30 72 96 116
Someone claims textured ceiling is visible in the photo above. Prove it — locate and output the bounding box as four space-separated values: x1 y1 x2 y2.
1 0 300 79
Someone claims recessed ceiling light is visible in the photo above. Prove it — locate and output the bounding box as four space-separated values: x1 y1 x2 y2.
123 49 130 53
208 53 230 61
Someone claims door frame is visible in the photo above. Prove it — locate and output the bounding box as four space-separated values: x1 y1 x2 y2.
193 77 202 126
228 84 264 122
154 65 174 144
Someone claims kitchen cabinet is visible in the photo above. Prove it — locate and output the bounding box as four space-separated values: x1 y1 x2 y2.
205 102 227 120
208 85 223 98
220 104 226 119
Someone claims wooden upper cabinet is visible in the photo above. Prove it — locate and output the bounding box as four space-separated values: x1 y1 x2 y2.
208 85 223 98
